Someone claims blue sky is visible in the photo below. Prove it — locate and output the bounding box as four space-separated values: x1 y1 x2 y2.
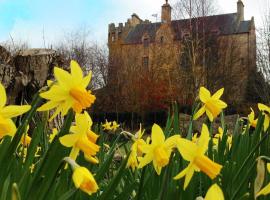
0 0 268 47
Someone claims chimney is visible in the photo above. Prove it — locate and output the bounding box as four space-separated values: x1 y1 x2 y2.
237 0 244 22
161 0 171 23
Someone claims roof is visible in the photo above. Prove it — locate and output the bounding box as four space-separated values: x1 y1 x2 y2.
125 13 252 44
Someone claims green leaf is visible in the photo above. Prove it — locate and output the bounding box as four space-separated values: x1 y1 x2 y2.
99 152 130 200
1 174 11 200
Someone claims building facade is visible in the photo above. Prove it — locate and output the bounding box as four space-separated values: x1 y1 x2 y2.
106 0 256 113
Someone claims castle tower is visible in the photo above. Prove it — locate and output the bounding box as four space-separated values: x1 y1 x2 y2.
161 0 171 23
237 0 244 22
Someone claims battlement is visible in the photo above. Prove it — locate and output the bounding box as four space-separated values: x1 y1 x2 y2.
108 13 151 43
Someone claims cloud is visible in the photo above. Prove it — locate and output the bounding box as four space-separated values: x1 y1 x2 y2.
0 0 267 47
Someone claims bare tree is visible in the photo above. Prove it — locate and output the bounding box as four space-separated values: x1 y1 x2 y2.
55 29 108 89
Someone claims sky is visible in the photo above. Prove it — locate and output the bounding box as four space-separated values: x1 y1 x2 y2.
0 0 268 47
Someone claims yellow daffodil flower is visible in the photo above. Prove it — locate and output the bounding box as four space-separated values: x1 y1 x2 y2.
64 157 98 196
0 83 31 139
204 184 224 200
111 121 120 131
127 124 147 171
60 111 100 163
174 124 222 190
193 87 227 122
20 125 31 147
213 127 232 150
102 120 112 130
37 60 96 121
72 166 99 195
258 103 270 132
138 124 180 175
248 108 258 128
256 163 270 197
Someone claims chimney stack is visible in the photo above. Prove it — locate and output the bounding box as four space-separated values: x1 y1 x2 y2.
237 0 244 22
161 0 171 23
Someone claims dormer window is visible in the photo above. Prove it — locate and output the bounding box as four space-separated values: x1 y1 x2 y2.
182 30 191 40
143 38 150 47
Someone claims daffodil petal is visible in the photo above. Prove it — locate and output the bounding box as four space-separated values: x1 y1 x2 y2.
205 184 224 200
174 166 188 180
0 118 16 137
72 167 85 188
37 101 59 111
0 105 31 118
0 83 7 108
138 151 154 169
81 72 92 88
199 87 211 103
176 138 197 161
184 165 195 190
258 103 270 113
151 124 165 145
206 109 214 122
215 100 227 109
212 88 224 100
165 135 181 149
257 182 270 197
59 134 79 147
263 116 270 132
71 60 83 81
153 160 162 175
267 163 270 173
193 106 205 120
198 124 210 154
54 67 73 89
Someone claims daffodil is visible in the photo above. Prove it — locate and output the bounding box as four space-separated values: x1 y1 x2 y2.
37 60 96 121
64 157 98 196
248 108 258 128
60 111 100 163
127 124 147 171
20 125 31 147
258 103 270 131
256 163 270 197
73 166 99 195
213 127 232 150
111 121 120 131
102 120 112 130
174 124 222 190
138 124 180 175
204 184 224 200
0 83 31 139
194 87 227 122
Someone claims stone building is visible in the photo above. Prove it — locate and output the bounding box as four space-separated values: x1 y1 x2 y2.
105 0 256 114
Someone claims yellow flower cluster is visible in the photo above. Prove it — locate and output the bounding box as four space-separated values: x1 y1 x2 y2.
126 123 223 190
102 120 120 131
37 61 99 195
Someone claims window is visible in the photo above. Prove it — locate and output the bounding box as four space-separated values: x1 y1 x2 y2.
142 57 149 67
160 36 164 44
143 38 149 47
